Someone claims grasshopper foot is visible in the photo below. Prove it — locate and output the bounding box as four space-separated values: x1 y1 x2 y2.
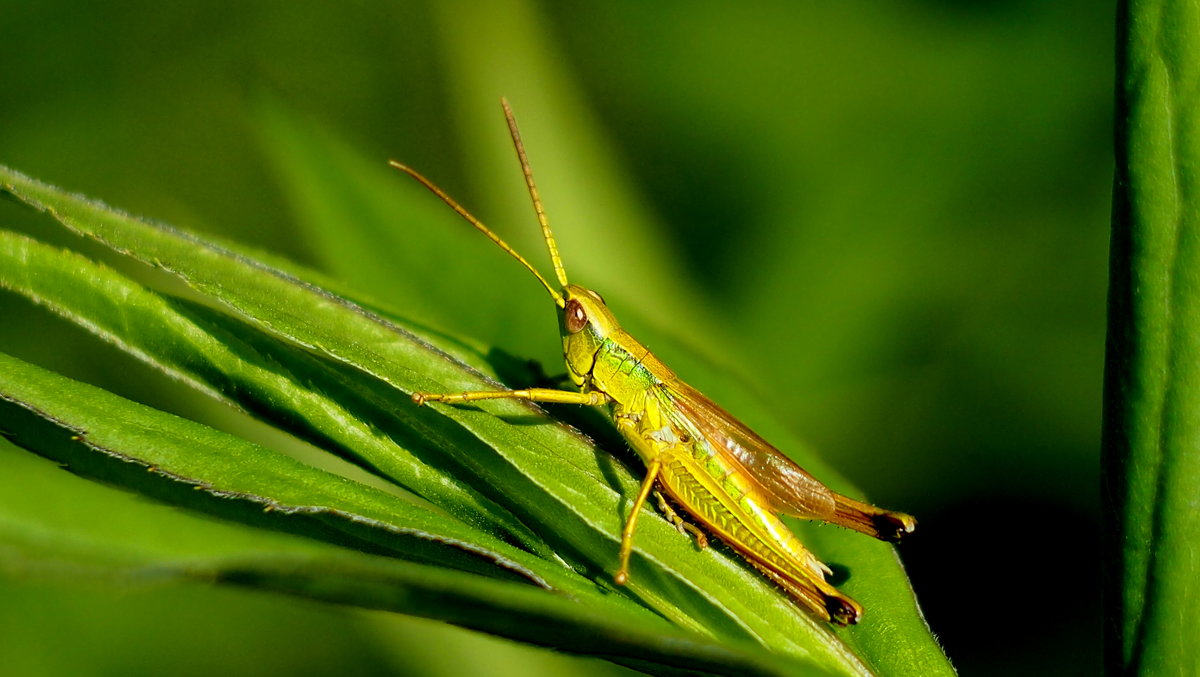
826 594 863 626
654 490 708 550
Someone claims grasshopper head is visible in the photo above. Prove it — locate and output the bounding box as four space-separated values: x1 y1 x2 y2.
391 102 623 391
559 284 620 387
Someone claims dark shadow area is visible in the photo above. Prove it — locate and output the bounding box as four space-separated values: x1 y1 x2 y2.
903 494 1101 677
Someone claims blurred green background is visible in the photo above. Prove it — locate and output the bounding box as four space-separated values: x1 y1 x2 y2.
1 1 1107 675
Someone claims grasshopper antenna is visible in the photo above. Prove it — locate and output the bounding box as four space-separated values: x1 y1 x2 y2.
388 159 565 307
501 98 570 289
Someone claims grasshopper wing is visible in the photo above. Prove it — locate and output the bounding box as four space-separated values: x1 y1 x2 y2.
661 380 838 519
663 381 914 542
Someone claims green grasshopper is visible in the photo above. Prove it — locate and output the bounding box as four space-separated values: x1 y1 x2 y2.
395 99 915 625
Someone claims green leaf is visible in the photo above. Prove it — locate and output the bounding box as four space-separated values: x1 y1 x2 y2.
1 150 948 674
0 229 544 555
254 97 551 348
1106 1 1200 674
0 347 570 591
0 364 814 677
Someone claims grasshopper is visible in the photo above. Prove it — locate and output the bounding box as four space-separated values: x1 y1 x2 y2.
395 99 915 625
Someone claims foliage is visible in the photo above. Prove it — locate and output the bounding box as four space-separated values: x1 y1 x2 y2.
0 161 950 675
1105 1 1200 674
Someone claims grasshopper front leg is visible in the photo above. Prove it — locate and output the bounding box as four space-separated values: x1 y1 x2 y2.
413 388 611 407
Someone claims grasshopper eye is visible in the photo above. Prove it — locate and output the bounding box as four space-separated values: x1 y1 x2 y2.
565 299 588 333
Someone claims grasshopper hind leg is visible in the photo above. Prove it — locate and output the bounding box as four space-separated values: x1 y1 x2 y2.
751 559 864 626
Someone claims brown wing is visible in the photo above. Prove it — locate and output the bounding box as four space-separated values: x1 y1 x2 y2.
659 380 838 520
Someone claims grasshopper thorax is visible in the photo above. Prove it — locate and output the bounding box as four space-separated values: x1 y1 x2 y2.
560 284 620 387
